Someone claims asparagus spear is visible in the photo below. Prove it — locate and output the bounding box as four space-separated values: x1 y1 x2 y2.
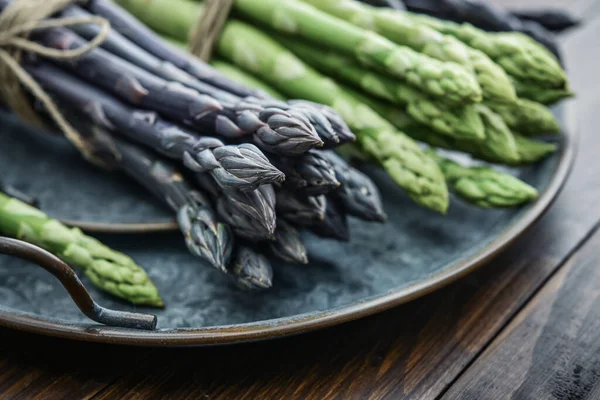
265 219 309 264
33 27 323 156
211 60 286 100
195 174 277 241
302 0 516 104
217 21 449 212
429 152 539 208
510 78 573 105
270 150 340 196
275 35 484 140
229 246 273 290
321 151 387 223
309 198 350 241
109 136 233 271
276 191 326 226
25 61 283 191
487 99 560 136
405 12 567 89
0 193 163 306
230 0 482 105
400 0 565 54
514 135 558 164
85 0 267 99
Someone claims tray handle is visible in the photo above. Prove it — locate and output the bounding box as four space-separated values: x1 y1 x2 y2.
0 236 157 330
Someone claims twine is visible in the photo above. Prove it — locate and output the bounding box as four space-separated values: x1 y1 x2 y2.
0 0 111 167
188 0 234 62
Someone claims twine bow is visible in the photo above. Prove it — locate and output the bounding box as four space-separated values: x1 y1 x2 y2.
0 0 111 166
188 0 234 61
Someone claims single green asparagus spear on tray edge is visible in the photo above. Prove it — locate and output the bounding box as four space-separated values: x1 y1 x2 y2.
427 152 539 208
0 193 163 307
217 20 449 213
301 0 517 105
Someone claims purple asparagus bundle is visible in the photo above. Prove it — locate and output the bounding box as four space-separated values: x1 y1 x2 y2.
24 61 283 192
29 26 324 156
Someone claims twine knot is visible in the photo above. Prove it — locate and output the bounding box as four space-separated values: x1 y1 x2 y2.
0 0 112 167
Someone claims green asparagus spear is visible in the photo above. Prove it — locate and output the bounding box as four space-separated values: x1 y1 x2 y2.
514 134 558 163
274 34 484 140
428 153 538 208
211 60 285 100
0 193 163 306
301 0 516 104
510 78 574 105
346 86 557 165
406 12 567 89
487 99 560 135
218 20 449 212
232 0 482 105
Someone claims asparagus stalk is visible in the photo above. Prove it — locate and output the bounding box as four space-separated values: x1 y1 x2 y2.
309 198 350 241
429 152 539 208
85 0 267 99
274 35 484 140
405 12 567 89
32 27 323 156
195 174 277 241
514 135 558 164
230 0 482 105
400 0 565 54
217 21 449 212
276 191 326 226
321 151 387 223
25 61 283 191
109 136 233 271
0 193 163 306
229 246 273 290
510 78 573 105
211 60 286 100
302 0 516 104
265 219 308 264
270 150 340 196
487 99 560 136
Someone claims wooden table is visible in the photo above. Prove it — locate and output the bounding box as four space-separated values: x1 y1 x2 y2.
2 1 600 399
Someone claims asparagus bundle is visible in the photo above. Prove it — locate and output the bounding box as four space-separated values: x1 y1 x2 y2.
0 192 163 306
301 0 517 104
214 20 449 213
114 0 482 106
24 61 283 192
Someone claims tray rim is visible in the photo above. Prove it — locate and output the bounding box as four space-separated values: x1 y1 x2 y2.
0 101 578 346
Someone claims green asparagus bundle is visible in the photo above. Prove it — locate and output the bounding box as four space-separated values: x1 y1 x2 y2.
274 35 484 140
0 193 163 306
301 0 517 104
428 153 539 208
115 0 482 106
216 20 449 212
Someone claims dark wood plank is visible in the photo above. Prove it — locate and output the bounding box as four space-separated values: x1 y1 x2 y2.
442 227 600 400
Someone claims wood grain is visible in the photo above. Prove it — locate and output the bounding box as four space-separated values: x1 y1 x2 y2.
443 227 600 400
